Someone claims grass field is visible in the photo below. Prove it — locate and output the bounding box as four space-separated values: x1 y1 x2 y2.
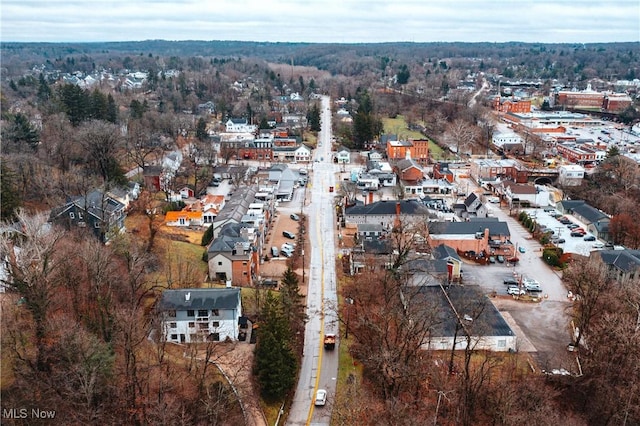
381 115 452 160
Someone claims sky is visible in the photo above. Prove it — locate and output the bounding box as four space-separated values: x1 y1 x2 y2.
2 0 639 44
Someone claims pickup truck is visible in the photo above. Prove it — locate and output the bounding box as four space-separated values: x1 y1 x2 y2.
323 334 336 350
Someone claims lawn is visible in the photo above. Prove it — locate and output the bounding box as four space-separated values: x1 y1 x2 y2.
381 115 451 161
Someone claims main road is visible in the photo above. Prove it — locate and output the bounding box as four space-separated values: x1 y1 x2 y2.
287 96 339 426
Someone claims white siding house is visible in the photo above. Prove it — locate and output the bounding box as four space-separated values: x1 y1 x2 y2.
158 288 242 343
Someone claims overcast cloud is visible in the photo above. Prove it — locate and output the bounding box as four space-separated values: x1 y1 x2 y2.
2 0 638 44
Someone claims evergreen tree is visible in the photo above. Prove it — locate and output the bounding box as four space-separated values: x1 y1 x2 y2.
2 113 40 152
89 89 108 121
396 64 410 85
37 73 52 101
280 267 306 344
254 292 297 401
57 84 90 126
106 94 118 123
258 116 270 130
201 224 214 246
196 117 208 141
607 145 620 158
0 163 21 220
306 103 321 132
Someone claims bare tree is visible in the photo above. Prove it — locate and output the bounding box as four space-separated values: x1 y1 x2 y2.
445 119 478 158
76 120 124 183
563 257 613 347
0 209 64 372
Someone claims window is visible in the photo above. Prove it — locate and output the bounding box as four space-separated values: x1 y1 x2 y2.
69 212 75 219
212 321 220 327
170 334 178 340
94 221 100 228
198 323 208 330
210 333 220 342
167 310 176 318
198 309 208 317
187 310 195 317
218 261 222 266
169 322 177 328
212 309 219 316
188 322 195 328
498 339 506 348
242 261 247 266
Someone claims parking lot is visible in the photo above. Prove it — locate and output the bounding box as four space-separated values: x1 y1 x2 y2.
519 208 607 257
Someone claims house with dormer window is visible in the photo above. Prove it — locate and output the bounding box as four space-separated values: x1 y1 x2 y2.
158 288 242 343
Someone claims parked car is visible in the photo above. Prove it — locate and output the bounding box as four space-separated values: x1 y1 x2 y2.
583 235 596 241
524 279 542 292
593 242 605 249
489 256 496 264
271 246 279 257
553 238 566 244
567 224 579 229
282 242 295 252
315 389 327 406
280 249 292 258
496 255 505 263
507 286 526 296
283 231 296 239
571 231 585 237
503 277 518 286
290 213 300 221
518 246 526 253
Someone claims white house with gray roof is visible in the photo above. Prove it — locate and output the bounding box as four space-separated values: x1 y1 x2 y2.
158 288 242 343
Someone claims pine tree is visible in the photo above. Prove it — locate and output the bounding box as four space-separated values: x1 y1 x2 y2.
280 267 306 343
196 118 208 141
0 163 21 220
254 292 297 401
106 94 118 123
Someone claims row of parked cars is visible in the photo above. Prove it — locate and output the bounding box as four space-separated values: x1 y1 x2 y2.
271 241 296 258
504 276 542 296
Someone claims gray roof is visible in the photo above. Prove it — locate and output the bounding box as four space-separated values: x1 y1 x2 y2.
357 223 384 233
64 189 124 221
346 199 429 216
429 220 510 237
159 288 241 311
417 285 514 338
432 244 461 262
594 249 640 273
463 193 479 208
572 203 609 224
214 185 258 224
396 158 422 171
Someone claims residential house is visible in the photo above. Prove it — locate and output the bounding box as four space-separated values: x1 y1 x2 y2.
417 285 516 352
356 223 385 241
207 222 259 286
558 165 585 186
431 243 463 280
428 218 514 258
165 211 204 227
497 180 549 207
591 249 640 282
49 189 126 243
158 288 242 343
433 162 455 183
294 144 312 163
335 146 351 164
143 165 164 191
179 185 195 199
395 157 424 183
225 118 257 133
107 182 140 210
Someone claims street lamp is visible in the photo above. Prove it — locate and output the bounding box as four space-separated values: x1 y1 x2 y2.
301 249 305 284
344 297 354 338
